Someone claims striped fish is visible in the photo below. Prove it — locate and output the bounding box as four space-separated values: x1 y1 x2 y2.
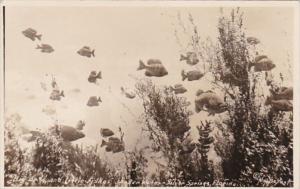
137 60 168 77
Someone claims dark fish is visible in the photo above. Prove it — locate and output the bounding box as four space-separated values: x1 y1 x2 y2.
170 84 187 94
22 28 42 41
100 128 114 137
112 143 125 153
49 90 64 101
59 125 85 142
88 71 102 83
180 52 199 65
265 99 293 112
77 46 95 58
268 87 293 101
181 70 204 81
137 60 168 77
250 57 275 72
121 87 136 99
195 90 226 115
101 137 121 145
87 96 102 106
247 37 260 45
76 120 85 130
101 137 124 153
36 44 54 53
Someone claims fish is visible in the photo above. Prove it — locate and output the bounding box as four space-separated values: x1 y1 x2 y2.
112 143 125 153
250 57 276 72
268 87 293 101
100 128 114 137
137 60 168 77
49 90 64 101
59 125 85 142
121 87 136 99
170 84 187 94
76 120 85 130
101 137 124 153
77 46 95 58
101 137 121 147
195 90 227 115
36 44 54 53
22 28 42 41
180 52 199 65
87 96 102 106
88 71 102 83
181 70 204 81
265 99 293 112
246 37 260 45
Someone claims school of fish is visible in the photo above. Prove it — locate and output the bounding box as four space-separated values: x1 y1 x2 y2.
20 28 292 153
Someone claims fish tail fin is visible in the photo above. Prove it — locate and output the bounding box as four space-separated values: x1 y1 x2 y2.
181 70 187 81
36 44 41 49
137 60 146 70
98 97 102 102
60 91 65 97
180 54 186 61
101 140 107 147
97 71 102 79
91 49 95 57
36 34 42 41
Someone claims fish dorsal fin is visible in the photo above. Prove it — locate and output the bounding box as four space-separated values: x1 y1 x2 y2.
27 28 36 33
